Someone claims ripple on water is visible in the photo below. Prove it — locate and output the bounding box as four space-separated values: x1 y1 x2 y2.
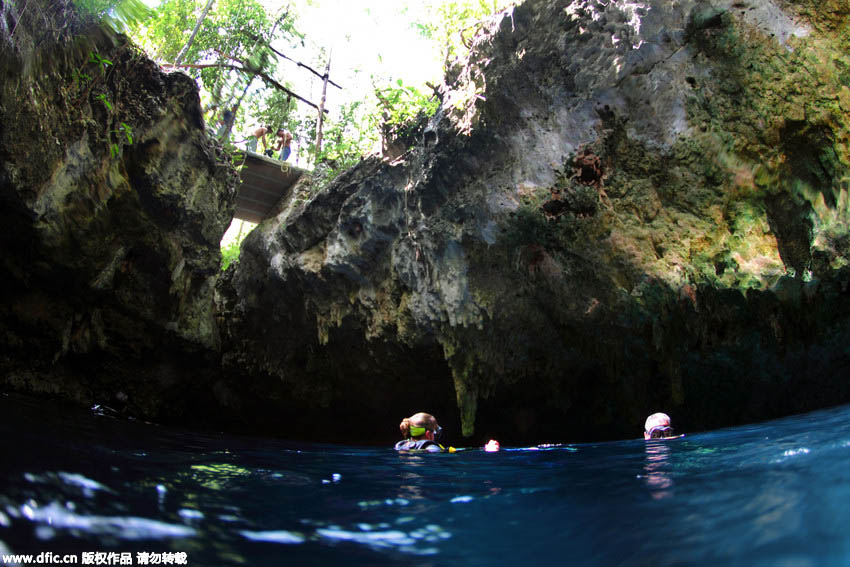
266 470 314 486
772 447 812 463
238 524 451 555
450 495 474 503
357 498 409 509
315 527 441 556
177 509 204 520
255 519 454 556
18 501 196 540
240 530 306 544
24 472 114 497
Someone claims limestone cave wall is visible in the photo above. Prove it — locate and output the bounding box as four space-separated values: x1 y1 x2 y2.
220 0 850 445
0 0 237 425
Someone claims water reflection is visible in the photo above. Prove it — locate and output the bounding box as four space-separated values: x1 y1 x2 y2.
642 441 673 500
397 484 425 501
397 469 426 501
189 463 251 491
484 479 502 497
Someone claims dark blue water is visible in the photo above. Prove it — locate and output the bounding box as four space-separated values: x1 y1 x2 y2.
2 392 850 566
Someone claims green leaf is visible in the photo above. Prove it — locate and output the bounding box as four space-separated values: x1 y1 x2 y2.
120 122 134 144
96 93 113 110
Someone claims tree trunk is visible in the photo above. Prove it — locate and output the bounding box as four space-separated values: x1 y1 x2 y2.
219 78 253 142
314 55 331 157
174 0 216 67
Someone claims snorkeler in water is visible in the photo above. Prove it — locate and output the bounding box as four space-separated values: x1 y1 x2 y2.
644 412 683 440
395 412 447 452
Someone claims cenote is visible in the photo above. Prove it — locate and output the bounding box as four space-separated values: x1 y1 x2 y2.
3 392 850 566
5 0 850 565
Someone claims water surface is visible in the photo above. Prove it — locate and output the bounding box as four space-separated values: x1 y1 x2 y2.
2 392 850 565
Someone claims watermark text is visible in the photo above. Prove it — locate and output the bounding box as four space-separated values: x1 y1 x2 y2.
2 551 188 565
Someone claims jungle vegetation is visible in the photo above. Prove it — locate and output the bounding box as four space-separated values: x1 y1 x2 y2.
72 0 515 264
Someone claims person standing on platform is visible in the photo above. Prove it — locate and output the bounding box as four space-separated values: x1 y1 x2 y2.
269 127 293 161
246 126 269 153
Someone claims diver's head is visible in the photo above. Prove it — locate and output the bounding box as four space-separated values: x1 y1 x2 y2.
644 412 675 440
400 412 442 441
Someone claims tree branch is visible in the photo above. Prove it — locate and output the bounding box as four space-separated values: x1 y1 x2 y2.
244 31 343 90
161 62 328 113
266 6 290 39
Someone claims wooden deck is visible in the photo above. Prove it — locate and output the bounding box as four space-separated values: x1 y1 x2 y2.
234 151 306 224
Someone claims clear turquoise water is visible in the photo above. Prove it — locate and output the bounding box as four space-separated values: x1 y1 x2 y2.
2 392 850 566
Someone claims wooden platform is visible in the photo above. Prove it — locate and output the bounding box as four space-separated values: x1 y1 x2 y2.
234 151 306 223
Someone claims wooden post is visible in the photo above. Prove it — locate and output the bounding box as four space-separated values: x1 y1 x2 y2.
314 53 331 158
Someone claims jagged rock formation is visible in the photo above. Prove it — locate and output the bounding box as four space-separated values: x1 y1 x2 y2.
0 1 237 424
221 0 850 444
